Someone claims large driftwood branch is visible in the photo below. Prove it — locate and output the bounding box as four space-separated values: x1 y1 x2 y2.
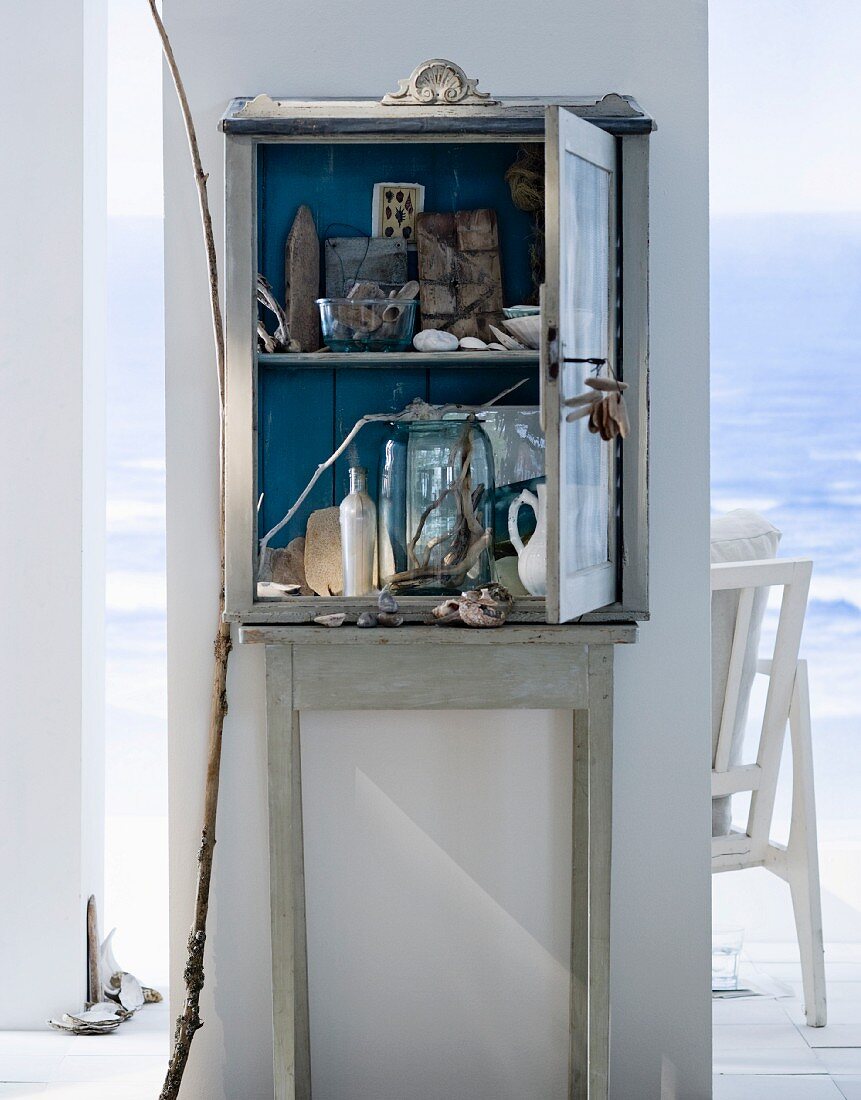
146 4 231 1099
257 378 528 577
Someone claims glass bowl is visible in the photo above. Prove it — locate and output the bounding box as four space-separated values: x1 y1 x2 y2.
317 297 417 353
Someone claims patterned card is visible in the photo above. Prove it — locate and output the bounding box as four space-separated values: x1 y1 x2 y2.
372 182 425 241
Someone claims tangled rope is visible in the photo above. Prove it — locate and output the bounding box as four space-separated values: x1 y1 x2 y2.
505 144 545 301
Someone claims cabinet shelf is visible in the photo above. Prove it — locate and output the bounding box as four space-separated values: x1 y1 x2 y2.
258 350 539 369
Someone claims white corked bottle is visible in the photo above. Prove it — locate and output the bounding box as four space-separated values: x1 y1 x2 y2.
339 465 377 597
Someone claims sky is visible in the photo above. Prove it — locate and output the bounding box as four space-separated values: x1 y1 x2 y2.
108 0 162 218
709 0 861 215
109 0 861 220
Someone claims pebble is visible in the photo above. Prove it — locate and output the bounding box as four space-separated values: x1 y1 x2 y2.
377 611 405 628
458 336 487 350
413 328 458 352
313 613 345 628
356 611 378 628
378 588 400 613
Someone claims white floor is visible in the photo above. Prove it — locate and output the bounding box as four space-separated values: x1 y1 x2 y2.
714 944 861 1099
4 951 861 1098
0 998 168 1098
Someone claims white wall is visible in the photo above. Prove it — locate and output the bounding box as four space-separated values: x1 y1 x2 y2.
163 2 712 1096
0 1 105 1026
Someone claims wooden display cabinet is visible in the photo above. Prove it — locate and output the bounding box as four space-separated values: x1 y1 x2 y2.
220 60 654 1100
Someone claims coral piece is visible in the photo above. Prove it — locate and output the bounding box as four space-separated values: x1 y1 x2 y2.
304 507 343 596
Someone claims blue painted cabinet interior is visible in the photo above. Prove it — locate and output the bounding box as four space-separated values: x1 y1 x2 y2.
256 142 541 546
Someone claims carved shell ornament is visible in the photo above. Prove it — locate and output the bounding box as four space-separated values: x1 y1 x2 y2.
381 59 497 107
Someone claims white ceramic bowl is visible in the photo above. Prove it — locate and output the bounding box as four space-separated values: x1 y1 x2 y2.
501 314 541 350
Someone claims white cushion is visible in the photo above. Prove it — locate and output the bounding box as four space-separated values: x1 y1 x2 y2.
711 510 781 835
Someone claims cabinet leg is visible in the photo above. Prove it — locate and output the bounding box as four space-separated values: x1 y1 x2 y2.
265 645 312 1100
569 645 613 1100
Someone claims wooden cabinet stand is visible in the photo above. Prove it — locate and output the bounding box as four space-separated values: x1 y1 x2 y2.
242 623 635 1100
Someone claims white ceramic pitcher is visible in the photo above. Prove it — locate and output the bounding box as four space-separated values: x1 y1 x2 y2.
507 483 547 596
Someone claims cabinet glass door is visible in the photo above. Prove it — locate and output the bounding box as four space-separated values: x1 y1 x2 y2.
544 106 618 622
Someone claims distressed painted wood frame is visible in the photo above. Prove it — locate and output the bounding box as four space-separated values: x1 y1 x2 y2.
220 87 653 1099
222 98 651 626
241 625 633 1100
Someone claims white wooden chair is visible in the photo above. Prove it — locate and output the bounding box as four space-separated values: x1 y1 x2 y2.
711 556 826 1026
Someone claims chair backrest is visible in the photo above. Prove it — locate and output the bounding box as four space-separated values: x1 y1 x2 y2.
710 557 812 856
711 509 782 835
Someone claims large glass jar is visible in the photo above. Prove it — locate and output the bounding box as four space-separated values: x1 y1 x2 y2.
378 419 496 595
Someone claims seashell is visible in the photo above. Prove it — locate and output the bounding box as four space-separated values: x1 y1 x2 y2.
413 328 459 352
486 342 508 352
458 336 487 350
501 315 540 349
256 581 301 598
431 602 464 620
378 588 400 613
584 376 628 393
142 987 163 1004
116 972 144 1013
49 1004 125 1035
100 929 122 989
314 613 346 627
430 584 512 628
488 324 525 350
356 611 378 628
376 611 404 628
69 1004 125 1025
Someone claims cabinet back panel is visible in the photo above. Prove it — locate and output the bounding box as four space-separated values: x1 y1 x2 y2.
257 142 537 309
257 364 539 547
256 140 540 549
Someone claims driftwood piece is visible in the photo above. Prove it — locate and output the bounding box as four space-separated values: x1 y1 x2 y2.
324 237 407 298
284 206 320 351
256 275 290 350
259 538 313 594
416 210 503 338
87 895 100 1006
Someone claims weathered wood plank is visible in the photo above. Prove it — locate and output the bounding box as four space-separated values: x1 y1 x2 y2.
292 644 589 708
219 96 656 137
224 138 257 616
258 350 539 369
417 210 503 338
619 135 650 618
587 645 613 1099
233 598 645 628
284 205 321 352
570 706 589 1100
265 646 312 1100
241 623 635 646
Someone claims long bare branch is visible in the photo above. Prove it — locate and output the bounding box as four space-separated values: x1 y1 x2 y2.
147 4 231 1098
